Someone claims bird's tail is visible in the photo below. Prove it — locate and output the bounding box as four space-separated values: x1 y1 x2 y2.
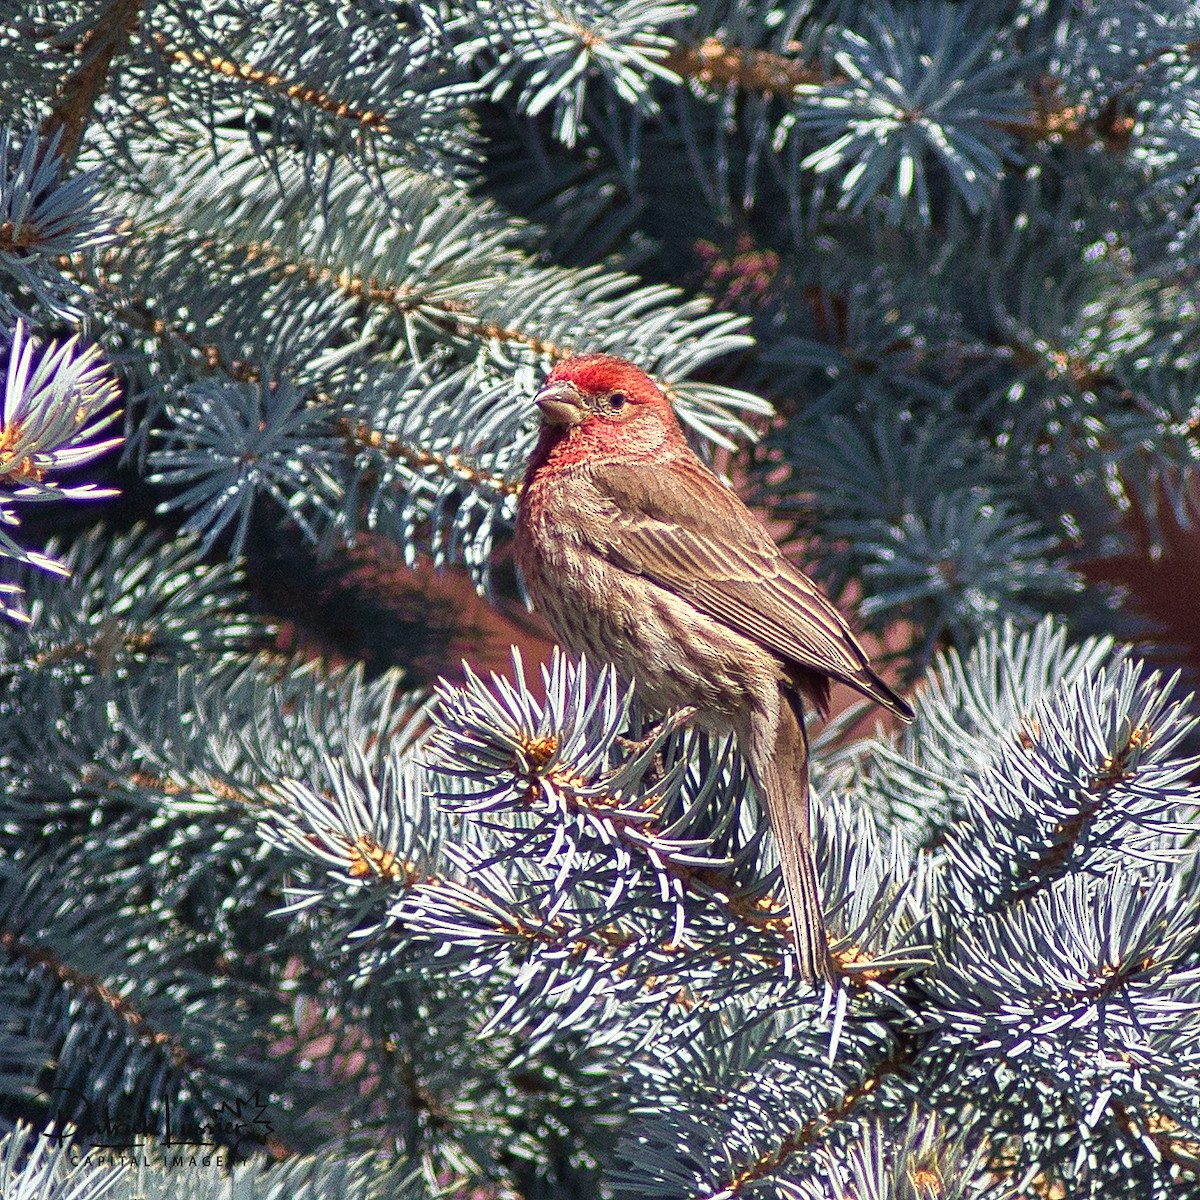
747 689 833 983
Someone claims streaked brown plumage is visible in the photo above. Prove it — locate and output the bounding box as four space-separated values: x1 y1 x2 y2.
514 354 913 981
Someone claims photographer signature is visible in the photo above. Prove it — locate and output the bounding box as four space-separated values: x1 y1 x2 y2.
34 1086 274 1154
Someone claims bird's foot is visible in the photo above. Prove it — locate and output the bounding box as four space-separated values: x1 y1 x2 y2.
617 706 698 762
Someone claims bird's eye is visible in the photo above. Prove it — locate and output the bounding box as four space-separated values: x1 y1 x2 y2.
609 392 628 410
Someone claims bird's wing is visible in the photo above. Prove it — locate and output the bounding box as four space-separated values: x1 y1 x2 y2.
584 456 912 719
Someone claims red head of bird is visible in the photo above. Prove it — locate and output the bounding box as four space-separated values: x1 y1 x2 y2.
525 355 687 474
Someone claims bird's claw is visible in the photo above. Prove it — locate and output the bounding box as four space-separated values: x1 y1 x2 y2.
616 706 698 761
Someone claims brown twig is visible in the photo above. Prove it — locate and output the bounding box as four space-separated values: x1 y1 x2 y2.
0 218 44 256
664 35 1138 152
236 238 571 358
721 1043 912 1194
1110 1099 1200 1175
1008 722 1153 905
664 37 828 95
151 34 390 133
40 0 145 166
337 418 520 499
1 927 195 1071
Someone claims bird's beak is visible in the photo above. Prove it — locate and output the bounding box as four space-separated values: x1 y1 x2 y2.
533 380 586 427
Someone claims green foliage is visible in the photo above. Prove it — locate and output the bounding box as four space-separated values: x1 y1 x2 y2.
0 322 121 618
0 128 116 321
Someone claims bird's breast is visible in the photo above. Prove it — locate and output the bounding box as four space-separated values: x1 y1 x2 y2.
515 470 780 727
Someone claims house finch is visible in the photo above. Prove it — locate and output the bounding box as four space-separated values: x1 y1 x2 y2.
514 355 913 981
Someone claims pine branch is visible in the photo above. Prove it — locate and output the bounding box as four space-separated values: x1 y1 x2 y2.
0 929 194 1073
39 0 145 166
149 33 392 134
216 231 572 358
663 35 827 95
336 417 521 500
430 651 929 1000
1110 1099 1200 1175
86 256 263 385
1007 719 1156 906
470 714 793 950
85 245 526 503
1 127 118 321
665 33 1119 152
718 1043 914 1197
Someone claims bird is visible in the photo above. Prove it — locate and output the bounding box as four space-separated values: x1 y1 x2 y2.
513 353 913 981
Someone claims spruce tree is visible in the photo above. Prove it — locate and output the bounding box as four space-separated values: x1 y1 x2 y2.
1 2 1199 1197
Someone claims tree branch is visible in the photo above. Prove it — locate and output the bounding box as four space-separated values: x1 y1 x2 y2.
150 32 390 133
40 0 146 167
